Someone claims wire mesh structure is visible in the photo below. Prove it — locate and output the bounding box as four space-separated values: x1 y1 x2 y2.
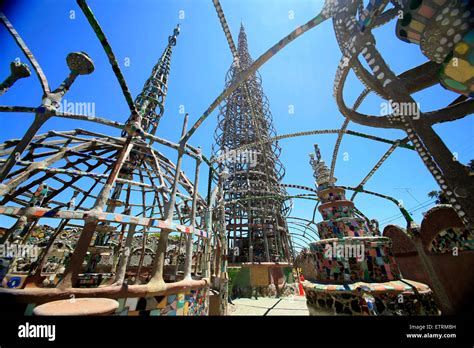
0 1 216 310
213 25 292 264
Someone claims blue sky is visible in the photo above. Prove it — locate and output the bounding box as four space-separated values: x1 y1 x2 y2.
0 0 472 240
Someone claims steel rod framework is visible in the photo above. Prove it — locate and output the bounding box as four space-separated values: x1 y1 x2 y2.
213 19 291 263
0 1 216 303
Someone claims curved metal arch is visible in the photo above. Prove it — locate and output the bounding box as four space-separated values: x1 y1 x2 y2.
287 225 315 242
350 137 409 201
341 186 413 224
287 218 318 234
211 129 415 164
0 13 50 93
76 0 138 117
286 217 319 236
288 235 311 249
290 240 307 252
289 231 312 244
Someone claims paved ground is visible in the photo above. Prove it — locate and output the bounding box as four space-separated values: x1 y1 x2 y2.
229 295 309 316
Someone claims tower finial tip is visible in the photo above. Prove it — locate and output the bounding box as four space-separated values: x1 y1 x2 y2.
240 21 246 32
169 24 180 46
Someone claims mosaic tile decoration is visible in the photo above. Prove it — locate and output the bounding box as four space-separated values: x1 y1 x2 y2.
394 0 473 96
1 273 28 288
186 287 209 316
76 273 114 288
309 237 402 284
421 1 472 63
315 184 373 240
396 0 446 44
302 178 438 315
304 279 430 293
304 280 440 316
113 286 209 316
319 201 355 220
317 217 372 239
430 226 474 253
440 29 474 97
0 205 209 238
357 0 387 32
318 187 346 202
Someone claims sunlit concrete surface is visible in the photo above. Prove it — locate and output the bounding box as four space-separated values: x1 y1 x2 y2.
229 296 309 316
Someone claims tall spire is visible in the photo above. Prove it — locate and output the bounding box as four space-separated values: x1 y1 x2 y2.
123 24 180 137
237 23 251 70
238 22 246 44
112 25 181 212
214 24 291 263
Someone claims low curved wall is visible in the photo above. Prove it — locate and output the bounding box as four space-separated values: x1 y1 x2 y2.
383 205 474 314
